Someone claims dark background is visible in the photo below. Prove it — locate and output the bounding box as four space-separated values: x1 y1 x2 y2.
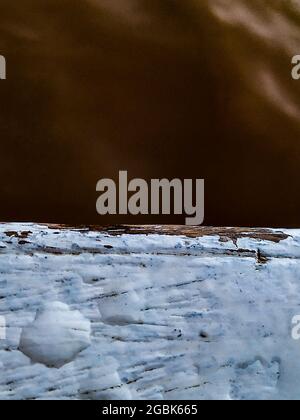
0 0 300 227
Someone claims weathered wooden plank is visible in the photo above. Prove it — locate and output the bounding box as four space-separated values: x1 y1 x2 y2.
0 223 299 400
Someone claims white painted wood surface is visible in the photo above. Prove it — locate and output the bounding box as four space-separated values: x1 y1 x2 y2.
0 223 300 400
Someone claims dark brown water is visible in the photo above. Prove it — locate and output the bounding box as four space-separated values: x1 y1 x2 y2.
0 0 300 226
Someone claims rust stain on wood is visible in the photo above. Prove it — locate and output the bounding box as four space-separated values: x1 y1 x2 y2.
44 225 289 244
4 231 32 239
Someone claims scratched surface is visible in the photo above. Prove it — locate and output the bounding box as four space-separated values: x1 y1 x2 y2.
0 224 300 400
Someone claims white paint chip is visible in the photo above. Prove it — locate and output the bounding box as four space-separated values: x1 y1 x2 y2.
19 302 91 368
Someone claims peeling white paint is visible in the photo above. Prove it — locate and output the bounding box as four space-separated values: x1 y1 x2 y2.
0 224 299 400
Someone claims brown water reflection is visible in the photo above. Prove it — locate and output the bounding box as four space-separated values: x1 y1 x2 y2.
0 0 300 227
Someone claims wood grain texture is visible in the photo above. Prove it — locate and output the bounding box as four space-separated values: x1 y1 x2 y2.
0 224 299 400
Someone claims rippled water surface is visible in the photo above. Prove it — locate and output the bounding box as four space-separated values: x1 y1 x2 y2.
0 0 300 226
